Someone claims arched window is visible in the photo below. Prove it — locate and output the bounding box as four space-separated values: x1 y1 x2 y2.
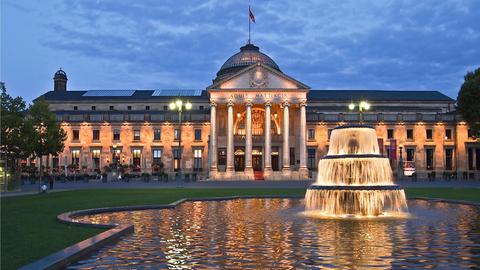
234 108 280 135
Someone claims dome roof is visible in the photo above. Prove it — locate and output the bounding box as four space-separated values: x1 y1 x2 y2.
215 44 281 81
54 68 67 79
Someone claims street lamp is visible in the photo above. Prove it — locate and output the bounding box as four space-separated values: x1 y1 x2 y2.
398 144 404 181
169 99 192 182
348 100 371 123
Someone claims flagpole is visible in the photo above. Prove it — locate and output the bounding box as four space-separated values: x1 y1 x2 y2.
248 4 251 44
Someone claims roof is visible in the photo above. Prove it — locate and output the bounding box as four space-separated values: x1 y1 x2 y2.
307 90 454 102
215 44 281 82
41 89 207 102
40 89 454 103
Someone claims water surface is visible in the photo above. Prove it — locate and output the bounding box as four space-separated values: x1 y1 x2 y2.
70 199 480 269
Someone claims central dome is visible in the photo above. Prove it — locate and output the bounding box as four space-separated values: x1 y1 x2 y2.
215 44 281 82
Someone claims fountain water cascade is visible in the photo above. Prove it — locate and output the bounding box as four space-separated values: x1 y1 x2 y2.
305 124 408 217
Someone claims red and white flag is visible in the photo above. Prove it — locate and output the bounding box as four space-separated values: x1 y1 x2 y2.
249 7 255 23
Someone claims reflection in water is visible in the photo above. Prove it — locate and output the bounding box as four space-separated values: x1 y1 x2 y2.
70 199 480 269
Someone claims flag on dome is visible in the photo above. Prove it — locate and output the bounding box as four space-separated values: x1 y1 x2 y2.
249 7 255 23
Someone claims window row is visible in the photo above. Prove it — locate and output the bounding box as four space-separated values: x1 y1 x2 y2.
73 105 205 111
69 148 204 171
71 128 203 141
306 128 454 141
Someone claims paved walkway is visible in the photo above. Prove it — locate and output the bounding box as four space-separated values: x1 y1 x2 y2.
2 179 480 197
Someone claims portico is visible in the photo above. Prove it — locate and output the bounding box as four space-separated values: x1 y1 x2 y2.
208 62 310 180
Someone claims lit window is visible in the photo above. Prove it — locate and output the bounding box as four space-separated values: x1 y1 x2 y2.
132 149 141 171
71 149 80 165
406 148 415 162
92 149 101 169
153 149 162 163
194 149 202 171
174 128 180 140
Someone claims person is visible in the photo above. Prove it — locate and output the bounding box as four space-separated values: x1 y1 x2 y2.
40 184 47 193
49 177 54 190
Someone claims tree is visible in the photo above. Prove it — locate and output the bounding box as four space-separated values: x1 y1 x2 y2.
0 85 35 175
29 97 67 183
457 67 480 138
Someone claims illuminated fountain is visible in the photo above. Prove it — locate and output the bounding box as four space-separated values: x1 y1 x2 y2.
305 124 408 217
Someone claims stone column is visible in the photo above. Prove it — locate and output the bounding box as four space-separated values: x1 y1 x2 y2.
282 101 291 173
209 102 217 174
264 102 272 176
299 101 309 178
226 101 234 174
245 101 254 176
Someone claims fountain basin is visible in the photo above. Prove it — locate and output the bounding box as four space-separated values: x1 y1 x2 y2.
307 185 402 190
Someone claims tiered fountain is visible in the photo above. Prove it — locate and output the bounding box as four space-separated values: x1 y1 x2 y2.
305 124 408 217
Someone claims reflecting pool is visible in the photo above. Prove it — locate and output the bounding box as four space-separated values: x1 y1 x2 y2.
70 199 480 269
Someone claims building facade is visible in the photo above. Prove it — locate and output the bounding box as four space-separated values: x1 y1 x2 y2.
37 43 480 180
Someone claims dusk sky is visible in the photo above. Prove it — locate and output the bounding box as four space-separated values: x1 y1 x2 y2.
2 0 479 102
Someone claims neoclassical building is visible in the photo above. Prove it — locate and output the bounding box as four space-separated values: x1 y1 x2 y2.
38 43 479 180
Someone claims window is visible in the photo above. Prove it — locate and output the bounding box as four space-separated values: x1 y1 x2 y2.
468 148 475 170
445 148 453 170
468 129 472 138
426 148 434 170
153 149 162 163
426 129 433 140
113 129 120 141
290 147 295 166
133 129 140 141
173 148 182 171
163 105 168 110
74 106 78 111
199 106 204 110
52 156 59 171
71 150 80 166
308 129 315 140
406 148 415 162
112 148 121 165
387 129 394 139
407 129 413 140
218 148 226 166
328 129 333 140
92 130 100 141
154 129 161 141
445 129 452 140
132 149 141 171
307 148 316 170
91 106 96 111
174 128 180 140
194 129 202 141
145 106 150 111
194 149 202 171
92 149 101 170
109 106 114 110
72 130 80 141
128 106 132 111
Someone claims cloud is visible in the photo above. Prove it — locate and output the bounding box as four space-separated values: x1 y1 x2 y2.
3 0 480 101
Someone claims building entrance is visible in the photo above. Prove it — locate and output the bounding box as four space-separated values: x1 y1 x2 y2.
252 148 263 171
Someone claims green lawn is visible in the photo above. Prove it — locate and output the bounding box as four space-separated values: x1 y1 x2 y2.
1 187 479 270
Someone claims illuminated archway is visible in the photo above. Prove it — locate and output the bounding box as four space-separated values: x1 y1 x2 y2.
234 108 281 135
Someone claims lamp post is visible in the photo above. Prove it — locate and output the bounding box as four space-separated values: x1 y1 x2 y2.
348 101 371 123
169 99 192 183
398 145 404 181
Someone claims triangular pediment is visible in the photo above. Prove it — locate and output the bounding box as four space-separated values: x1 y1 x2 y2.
207 63 310 90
